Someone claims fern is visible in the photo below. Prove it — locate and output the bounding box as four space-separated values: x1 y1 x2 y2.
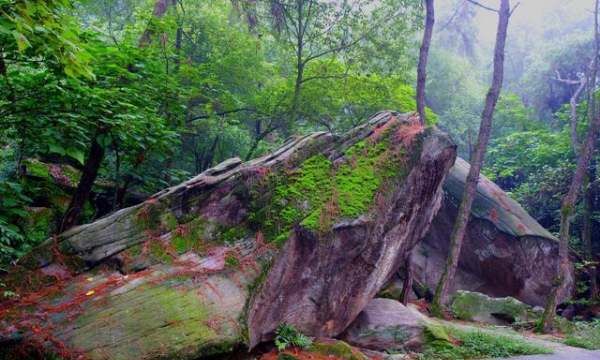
274 323 313 351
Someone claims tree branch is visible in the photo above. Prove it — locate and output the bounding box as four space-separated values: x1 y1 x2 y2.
300 73 348 84
509 1 521 17
465 0 498 13
554 70 584 85
187 108 257 122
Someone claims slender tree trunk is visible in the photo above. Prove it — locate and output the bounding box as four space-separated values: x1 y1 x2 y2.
541 1 600 328
0 54 6 77
291 0 305 122
245 126 274 161
583 167 599 300
175 26 183 72
416 0 434 125
401 252 414 305
60 135 106 232
116 176 132 209
569 79 587 153
431 0 510 316
111 144 121 211
201 135 220 171
292 62 304 117
540 115 600 331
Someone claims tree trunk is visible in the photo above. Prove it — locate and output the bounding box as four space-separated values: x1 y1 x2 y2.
569 78 587 154
290 0 305 122
401 252 414 305
540 117 600 331
583 167 599 300
431 0 510 316
174 26 183 72
201 135 220 171
416 0 434 125
59 135 106 232
540 0 600 332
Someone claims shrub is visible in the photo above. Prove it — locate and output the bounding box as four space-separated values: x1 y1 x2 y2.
274 323 313 351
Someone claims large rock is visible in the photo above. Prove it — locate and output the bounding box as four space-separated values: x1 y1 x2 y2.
409 157 574 307
0 112 456 359
342 298 426 352
247 115 456 346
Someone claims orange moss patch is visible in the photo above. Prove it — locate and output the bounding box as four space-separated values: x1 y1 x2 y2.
394 122 424 148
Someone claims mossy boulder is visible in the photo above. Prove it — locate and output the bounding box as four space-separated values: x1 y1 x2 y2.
450 290 536 325
0 112 457 360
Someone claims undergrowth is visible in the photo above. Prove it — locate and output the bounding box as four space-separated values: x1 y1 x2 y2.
564 319 600 349
418 326 551 360
275 323 313 351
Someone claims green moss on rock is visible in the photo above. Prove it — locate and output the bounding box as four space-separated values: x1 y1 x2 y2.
310 340 367 360
250 125 409 244
451 291 531 324
170 217 208 254
71 284 243 360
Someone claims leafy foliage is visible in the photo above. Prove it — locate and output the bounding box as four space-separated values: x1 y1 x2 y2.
274 323 313 351
0 0 92 77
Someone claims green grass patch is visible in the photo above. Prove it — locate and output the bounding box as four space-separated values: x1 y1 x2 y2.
419 325 551 360
564 320 600 350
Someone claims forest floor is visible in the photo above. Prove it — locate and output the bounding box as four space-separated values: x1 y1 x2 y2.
435 320 600 360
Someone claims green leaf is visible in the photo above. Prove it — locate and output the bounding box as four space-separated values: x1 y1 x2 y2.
66 148 85 165
49 142 68 156
12 30 30 52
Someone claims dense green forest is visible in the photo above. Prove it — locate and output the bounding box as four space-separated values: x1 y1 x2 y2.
2 0 600 359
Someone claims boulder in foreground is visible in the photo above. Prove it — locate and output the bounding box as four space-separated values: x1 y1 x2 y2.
0 112 456 360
